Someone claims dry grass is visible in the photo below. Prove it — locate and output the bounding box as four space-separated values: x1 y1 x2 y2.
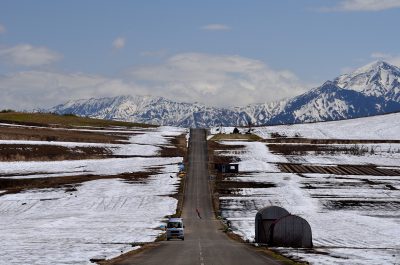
0 112 156 128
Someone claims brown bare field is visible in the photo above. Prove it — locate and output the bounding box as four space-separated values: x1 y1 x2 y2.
0 113 187 196
0 172 151 195
0 125 129 143
0 112 156 128
208 140 243 164
159 134 188 158
209 133 262 141
264 138 400 144
278 163 400 177
0 144 111 161
215 180 276 195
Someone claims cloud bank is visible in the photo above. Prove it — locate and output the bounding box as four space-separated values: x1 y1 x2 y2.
0 44 62 66
0 53 308 110
370 52 400 67
130 53 307 107
0 71 140 110
319 0 400 12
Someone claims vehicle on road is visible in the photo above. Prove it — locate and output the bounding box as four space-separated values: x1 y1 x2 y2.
166 218 184 241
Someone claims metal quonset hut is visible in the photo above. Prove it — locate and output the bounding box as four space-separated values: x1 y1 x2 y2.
255 206 313 248
272 215 313 248
255 206 289 244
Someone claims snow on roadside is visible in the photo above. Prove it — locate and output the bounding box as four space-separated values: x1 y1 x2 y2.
127 126 186 146
114 126 186 156
0 168 181 264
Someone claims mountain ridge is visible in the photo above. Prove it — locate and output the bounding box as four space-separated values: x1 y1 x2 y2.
48 61 400 128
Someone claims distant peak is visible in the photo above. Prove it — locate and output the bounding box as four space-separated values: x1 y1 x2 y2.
352 60 398 75
322 80 335 86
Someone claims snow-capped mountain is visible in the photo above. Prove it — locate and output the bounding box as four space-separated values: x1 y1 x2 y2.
335 61 400 102
268 81 400 124
49 61 400 127
50 95 252 127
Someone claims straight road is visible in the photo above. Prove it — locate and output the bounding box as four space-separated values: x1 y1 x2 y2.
114 129 282 265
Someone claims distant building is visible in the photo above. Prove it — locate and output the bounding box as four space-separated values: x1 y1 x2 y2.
214 163 239 173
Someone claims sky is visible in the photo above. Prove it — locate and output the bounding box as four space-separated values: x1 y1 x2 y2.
0 0 400 109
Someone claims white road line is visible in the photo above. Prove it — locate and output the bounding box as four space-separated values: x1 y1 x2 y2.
199 240 205 265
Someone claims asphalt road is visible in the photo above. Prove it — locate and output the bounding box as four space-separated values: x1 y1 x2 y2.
114 129 282 265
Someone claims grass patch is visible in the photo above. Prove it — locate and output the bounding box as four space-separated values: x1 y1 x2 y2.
209 133 262 141
0 112 156 128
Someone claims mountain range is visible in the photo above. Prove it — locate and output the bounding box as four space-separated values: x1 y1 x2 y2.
49 61 400 128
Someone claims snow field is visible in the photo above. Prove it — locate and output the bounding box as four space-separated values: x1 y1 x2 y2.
0 174 180 264
0 125 187 264
216 140 400 265
252 112 400 140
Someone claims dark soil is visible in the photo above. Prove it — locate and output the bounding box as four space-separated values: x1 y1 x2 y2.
215 180 276 195
0 172 151 195
0 144 112 161
264 138 400 144
323 200 400 211
278 163 400 176
159 134 188 158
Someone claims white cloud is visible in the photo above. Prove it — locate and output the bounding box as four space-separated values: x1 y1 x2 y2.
0 71 142 110
0 53 308 110
319 0 400 12
0 24 6 34
130 53 307 107
0 44 62 66
112 37 125 50
201 24 231 31
370 52 400 67
370 52 391 59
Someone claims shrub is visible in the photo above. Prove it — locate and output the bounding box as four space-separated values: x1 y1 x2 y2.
0 109 15 113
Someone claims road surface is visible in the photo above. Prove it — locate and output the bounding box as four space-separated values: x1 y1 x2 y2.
113 129 282 265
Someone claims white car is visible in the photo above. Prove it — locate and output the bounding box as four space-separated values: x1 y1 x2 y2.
166 218 184 241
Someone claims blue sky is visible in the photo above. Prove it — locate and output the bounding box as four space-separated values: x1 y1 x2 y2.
0 0 400 109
